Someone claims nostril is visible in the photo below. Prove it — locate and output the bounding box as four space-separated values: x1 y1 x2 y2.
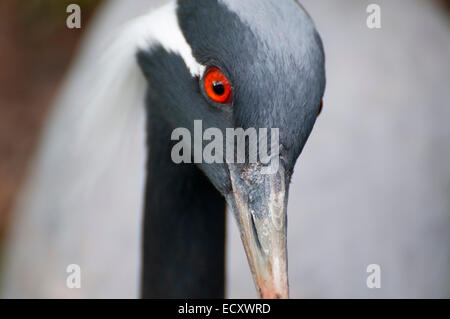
250 213 263 252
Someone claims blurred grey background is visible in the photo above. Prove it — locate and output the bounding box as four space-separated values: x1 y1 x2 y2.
0 0 449 298
228 0 450 298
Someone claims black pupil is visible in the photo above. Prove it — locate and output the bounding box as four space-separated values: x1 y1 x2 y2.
212 81 225 96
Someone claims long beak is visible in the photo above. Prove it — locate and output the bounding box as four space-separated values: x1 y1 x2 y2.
227 163 289 299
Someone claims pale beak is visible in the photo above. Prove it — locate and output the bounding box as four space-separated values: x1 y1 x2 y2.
227 163 289 299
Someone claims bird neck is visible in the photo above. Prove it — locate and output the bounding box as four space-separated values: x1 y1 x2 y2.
141 113 226 298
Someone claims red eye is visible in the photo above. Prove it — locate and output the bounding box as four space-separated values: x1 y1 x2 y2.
318 99 323 116
203 66 232 104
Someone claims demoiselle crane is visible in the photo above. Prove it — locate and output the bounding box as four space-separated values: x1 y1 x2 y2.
2 0 325 298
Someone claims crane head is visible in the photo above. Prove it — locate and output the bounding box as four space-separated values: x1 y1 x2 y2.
138 0 325 298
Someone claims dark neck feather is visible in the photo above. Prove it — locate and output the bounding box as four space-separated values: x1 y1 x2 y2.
141 113 226 298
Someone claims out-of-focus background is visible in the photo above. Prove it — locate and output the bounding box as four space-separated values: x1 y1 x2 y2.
0 0 449 298
0 0 101 255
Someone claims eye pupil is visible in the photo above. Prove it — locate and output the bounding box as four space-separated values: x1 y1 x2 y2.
212 81 225 95
203 66 232 104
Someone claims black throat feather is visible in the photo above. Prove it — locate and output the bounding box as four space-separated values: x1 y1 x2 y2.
141 78 226 299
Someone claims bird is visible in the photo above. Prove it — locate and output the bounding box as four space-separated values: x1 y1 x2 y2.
1 0 325 299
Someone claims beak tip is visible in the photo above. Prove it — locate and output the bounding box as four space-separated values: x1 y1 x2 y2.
259 287 289 299
258 277 289 299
